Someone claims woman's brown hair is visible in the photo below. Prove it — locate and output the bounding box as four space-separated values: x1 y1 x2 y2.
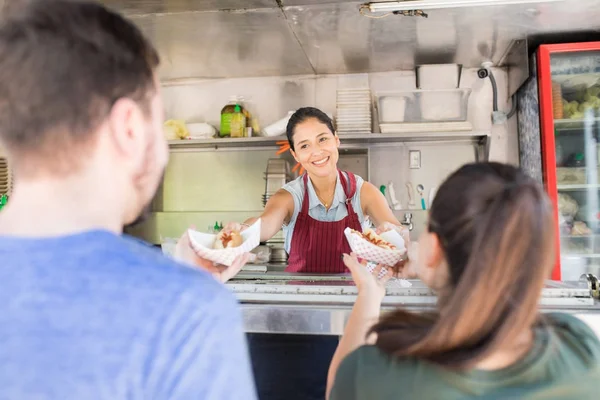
370 162 555 369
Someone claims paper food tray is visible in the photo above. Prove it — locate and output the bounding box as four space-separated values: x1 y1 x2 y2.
188 219 261 267
344 227 406 266
365 262 412 288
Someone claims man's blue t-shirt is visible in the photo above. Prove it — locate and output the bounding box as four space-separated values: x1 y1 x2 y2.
0 230 256 400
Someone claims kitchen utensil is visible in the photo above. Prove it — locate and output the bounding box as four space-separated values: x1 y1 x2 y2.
428 186 438 209
417 184 426 210
406 182 416 209
388 182 402 210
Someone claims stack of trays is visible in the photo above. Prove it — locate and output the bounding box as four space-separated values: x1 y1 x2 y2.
263 159 291 207
263 159 291 265
267 230 288 264
336 89 372 135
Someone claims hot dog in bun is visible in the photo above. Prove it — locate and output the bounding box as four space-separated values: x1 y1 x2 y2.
351 228 396 250
213 230 243 249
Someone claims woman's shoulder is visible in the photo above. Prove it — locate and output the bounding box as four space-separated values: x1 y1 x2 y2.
331 345 422 399
334 345 418 384
282 175 305 197
544 312 600 360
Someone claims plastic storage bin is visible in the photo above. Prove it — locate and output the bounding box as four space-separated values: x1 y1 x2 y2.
375 93 411 123
376 89 471 123
418 89 471 122
416 64 462 89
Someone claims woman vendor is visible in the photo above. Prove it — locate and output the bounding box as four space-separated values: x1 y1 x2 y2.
232 107 408 400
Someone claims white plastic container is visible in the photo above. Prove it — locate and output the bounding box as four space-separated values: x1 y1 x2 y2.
416 64 462 89
376 94 410 123
418 89 470 122
262 111 295 137
187 122 217 139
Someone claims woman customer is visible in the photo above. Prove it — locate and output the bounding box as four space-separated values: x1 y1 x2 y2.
327 162 600 400
230 106 407 400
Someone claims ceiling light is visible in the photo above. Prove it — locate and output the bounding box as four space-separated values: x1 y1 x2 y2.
367 0 564 12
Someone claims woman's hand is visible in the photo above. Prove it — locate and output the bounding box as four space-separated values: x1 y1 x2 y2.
343 253 392 301
375 222 419 279
173 229 250 283
391 241 419 279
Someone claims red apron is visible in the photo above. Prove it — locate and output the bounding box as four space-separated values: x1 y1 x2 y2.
286 170 362 274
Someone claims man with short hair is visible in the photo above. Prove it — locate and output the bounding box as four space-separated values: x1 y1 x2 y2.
0 1 256 399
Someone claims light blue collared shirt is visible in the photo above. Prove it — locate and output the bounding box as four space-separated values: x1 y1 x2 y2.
282 173 369 253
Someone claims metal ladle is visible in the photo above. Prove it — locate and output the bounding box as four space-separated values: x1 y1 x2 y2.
417 184 426 210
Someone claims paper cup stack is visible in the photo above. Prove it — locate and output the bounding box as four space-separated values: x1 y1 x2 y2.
552 82 564 120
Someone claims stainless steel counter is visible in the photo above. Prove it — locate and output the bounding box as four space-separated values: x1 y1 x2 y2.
227 272 600 336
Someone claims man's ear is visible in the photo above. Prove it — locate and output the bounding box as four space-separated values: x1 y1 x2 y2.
107 97 147 164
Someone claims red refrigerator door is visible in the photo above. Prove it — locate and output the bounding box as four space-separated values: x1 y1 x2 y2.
538 42 600 281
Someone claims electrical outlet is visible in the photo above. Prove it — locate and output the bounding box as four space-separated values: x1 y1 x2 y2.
409 150 421 169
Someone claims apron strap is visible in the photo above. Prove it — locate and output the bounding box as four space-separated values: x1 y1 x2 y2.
301 173 310 214
339 170 357 215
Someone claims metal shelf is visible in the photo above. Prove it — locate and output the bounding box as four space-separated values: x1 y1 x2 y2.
562 234 600 239
168 131 490 150
557 183 600 191
554 117 600 131
563 253 600 258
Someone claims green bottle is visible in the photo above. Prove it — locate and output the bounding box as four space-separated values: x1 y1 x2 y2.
0 194 7 211
220 97 246 138
230 104 246 138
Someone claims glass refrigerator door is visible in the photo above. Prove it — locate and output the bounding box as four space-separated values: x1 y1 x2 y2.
540 44 600 281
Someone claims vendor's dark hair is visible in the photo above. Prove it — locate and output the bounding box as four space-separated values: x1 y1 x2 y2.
286 107 335 151
370 162 555 369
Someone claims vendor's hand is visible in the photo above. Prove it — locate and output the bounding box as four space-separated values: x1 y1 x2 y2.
343 253 392 301
376 222 410 245
375 222 415 277
173 229 250 283
223 222 249 233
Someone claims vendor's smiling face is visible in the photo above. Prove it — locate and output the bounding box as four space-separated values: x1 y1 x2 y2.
290 118 340 178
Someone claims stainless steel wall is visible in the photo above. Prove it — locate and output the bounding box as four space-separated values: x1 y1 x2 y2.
127 68 516 243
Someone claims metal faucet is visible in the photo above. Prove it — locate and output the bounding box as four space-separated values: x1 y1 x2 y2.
400 212 413 231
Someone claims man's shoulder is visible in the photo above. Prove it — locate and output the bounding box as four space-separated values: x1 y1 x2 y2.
116 233 229 296
82 232 241 332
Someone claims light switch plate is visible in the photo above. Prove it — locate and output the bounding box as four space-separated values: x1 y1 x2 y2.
409 150 421 169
